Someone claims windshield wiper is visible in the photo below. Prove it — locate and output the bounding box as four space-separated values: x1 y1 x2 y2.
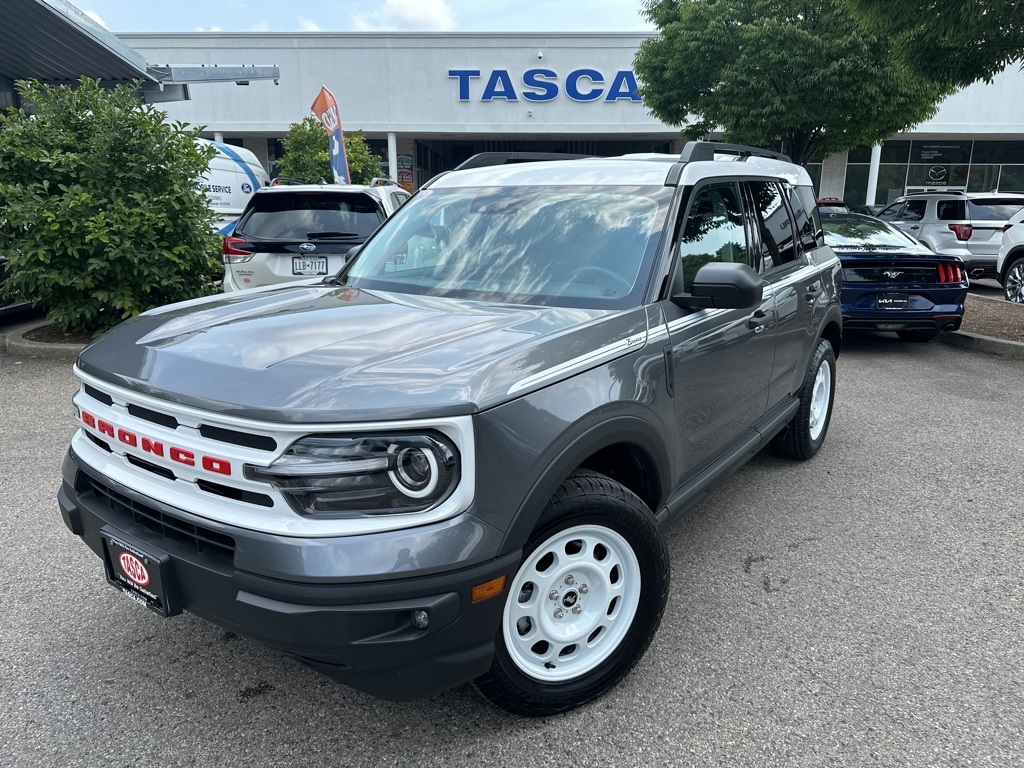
306 231 361 239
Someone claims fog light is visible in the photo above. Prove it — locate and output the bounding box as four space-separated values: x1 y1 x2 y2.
410 609 430 630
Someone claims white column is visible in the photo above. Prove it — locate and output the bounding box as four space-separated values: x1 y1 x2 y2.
865 143 882 205
388 132 398 181
213 131 224 143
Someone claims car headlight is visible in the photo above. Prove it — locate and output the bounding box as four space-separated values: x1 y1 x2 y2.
245 433 459 518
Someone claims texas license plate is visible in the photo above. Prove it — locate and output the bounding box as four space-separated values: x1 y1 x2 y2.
102 531 178 617
876 293 909 310
292 256 328 275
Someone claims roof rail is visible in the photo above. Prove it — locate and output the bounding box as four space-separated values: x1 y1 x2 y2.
679 141 792 164
454 152 594 171
904 189 965 196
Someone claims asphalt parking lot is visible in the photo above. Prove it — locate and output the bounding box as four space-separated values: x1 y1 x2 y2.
1 327 1022 768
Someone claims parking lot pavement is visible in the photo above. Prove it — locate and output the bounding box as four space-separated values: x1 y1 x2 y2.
1 334 1022 768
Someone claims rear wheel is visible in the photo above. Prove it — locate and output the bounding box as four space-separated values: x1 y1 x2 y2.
771 338 836 460
896 329 939 342
1005 257 1024 303
474 470 669 716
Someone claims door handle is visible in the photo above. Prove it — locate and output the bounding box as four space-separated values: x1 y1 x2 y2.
748 309 769 331
805 283 823 301
909 225 920 230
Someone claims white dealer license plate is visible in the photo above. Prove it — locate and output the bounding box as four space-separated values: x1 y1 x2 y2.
292 256 328 276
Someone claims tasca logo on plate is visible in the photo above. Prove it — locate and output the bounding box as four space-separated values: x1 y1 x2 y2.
119 552 150 587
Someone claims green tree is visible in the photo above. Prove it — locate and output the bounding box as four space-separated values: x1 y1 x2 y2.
0 78 221 334
848 0 1024 88
634 0 952 165
276 116 382 184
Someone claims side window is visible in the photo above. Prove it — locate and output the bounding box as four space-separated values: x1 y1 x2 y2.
676 182 747 292
789 184 823 250
877 203 904 221
391 191 410 210
898 200 928 221
748 180 798 272
936 200 964 220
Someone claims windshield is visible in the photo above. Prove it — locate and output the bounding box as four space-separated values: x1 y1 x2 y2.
822 216 916 248
236 191 383 240
344 185 671 309
967 198 1024 221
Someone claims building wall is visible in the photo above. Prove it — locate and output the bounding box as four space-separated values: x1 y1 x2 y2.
121 32 672 139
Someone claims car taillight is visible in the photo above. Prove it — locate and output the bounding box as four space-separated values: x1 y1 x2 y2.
948 223 973 241
1003 223 1013 233
222 236 254 264
936 263 965 283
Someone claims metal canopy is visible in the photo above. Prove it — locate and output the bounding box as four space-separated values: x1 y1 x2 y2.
0 0 280 103
0 0 153 84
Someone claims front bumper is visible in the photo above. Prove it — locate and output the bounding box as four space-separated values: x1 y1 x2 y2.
59 451 518 701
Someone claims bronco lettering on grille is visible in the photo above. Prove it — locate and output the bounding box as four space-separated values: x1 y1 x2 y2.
80 410 232 476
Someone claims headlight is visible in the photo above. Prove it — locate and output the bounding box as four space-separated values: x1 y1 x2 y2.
245 433 459 518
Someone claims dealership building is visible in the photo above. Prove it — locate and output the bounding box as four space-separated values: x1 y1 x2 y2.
110 32 1024 205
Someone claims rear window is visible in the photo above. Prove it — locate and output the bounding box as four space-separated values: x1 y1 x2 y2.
822 216 917 248
236 192 383 239
967 198 1024 221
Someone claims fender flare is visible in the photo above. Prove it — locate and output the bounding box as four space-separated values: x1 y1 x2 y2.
498 413 671 554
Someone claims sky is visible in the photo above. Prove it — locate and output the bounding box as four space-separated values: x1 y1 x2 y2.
77 0 655 34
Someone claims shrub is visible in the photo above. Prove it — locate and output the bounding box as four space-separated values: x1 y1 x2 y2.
276 116 382 185
0 77 222 334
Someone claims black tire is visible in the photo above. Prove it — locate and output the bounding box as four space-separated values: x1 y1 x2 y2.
771 338 836 460
896 329 939 342
473 470 669 717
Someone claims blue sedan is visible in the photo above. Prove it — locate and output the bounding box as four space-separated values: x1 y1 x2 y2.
823 213 968 342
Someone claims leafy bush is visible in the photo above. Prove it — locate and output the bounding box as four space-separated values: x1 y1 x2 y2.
0 78 222 333
276 116 382 185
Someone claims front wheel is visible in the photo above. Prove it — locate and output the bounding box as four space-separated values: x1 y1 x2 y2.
771 338 836 460
474 471 669 716
1005 257 1024 303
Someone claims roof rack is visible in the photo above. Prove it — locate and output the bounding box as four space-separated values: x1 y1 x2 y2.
679 141 792 164
454 152 594 171
904 190 965 196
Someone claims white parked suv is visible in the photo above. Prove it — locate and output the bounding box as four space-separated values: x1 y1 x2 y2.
222 183 411 291
997 208 1024 303
877 192 1024 280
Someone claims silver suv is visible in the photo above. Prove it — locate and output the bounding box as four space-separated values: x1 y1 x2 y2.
222 183 411 292
877 192 1024 279
997 207 1024 302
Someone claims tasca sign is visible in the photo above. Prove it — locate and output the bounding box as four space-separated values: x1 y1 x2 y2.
448 69 641 102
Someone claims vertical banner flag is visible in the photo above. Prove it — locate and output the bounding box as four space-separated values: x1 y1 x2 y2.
311 86 350 184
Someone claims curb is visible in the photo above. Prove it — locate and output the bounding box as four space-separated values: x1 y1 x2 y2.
3 319 88 361
938 329 1024 360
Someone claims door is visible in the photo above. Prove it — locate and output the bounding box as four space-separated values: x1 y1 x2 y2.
662 180 777 479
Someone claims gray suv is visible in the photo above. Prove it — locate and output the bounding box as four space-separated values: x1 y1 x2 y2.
58 142 842 716
877 191 1024 279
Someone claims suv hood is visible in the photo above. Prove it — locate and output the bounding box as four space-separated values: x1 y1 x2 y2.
76 284 649 422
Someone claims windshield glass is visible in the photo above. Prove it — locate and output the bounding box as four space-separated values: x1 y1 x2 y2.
237 191 383 239
967 199 1024 221
822 216 916 248
344 185 671 309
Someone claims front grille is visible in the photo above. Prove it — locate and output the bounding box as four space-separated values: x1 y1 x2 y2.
83 384 113 405
127 403 179 429
81 475 236 563
199 424 277 452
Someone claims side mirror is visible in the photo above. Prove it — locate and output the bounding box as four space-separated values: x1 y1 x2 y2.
671 261 763 310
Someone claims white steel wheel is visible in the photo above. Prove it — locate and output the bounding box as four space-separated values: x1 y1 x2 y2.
770 338 836 461
502 524 642 683
474 470 669 717
808 358 832 442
